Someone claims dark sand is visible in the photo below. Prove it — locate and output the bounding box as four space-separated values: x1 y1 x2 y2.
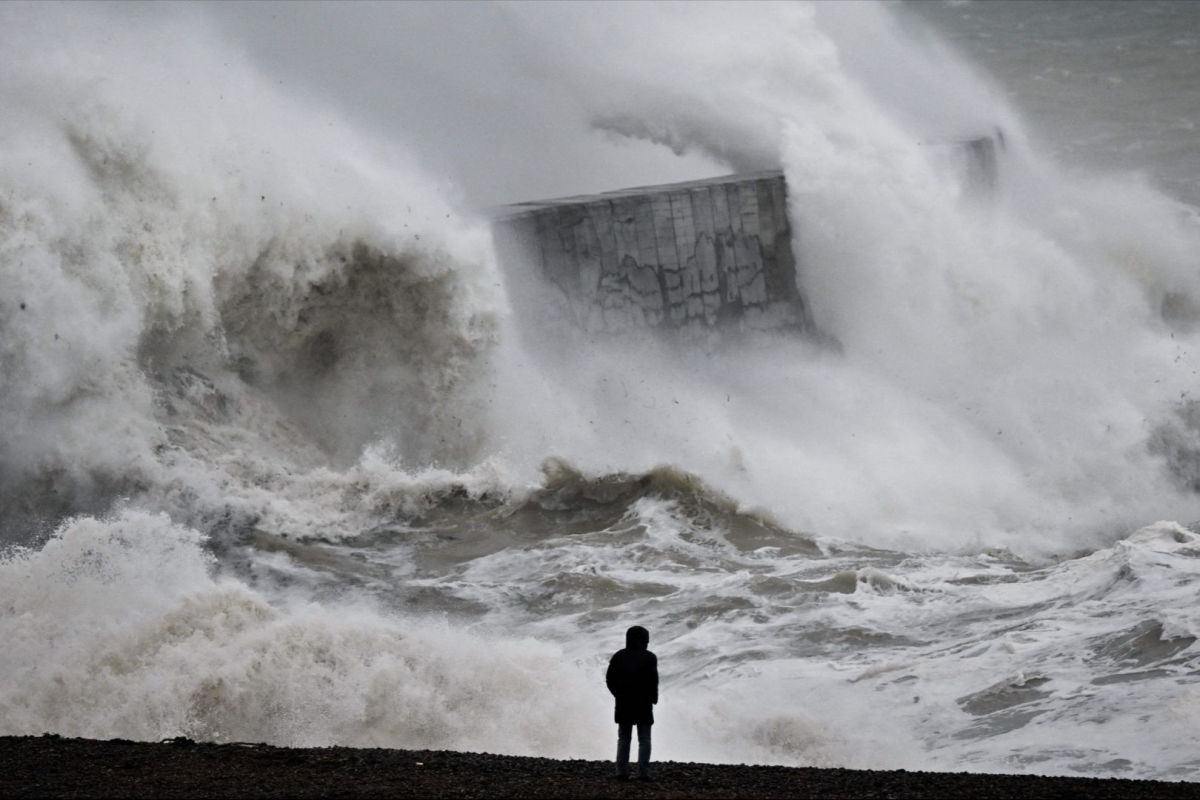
2 735 1198 799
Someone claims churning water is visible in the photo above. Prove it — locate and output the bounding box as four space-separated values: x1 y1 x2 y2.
3 0 1200 780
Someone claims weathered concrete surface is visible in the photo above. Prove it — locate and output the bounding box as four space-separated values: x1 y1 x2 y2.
491 134 1001 340
492 171 811 338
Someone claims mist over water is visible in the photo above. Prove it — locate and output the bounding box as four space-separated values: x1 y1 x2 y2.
3 0 1200 780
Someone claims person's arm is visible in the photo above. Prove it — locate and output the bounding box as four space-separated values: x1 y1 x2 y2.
606 655 619 697
649 653 658 705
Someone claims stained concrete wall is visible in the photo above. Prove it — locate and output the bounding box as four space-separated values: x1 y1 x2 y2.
492 171 811 338
491 135 1001 340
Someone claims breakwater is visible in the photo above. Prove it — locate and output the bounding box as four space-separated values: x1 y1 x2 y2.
491 135 1001 339
491 171 811 338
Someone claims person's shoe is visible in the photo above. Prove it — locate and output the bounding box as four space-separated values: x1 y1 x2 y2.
638 775 653 782
614 774 630 781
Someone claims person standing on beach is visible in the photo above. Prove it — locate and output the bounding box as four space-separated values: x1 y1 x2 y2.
605 625 658 781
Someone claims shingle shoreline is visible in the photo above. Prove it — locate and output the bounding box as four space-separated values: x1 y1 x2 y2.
2 734 1196 799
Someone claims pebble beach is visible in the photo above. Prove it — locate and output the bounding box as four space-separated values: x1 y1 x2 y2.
3 735 1198 799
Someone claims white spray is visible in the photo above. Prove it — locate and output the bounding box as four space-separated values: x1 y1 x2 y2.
3 0 1200 777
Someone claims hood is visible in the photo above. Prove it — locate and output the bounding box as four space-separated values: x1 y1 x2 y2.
625 625 649 650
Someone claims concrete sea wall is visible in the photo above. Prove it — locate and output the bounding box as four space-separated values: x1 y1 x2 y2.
491 134 1000 340
491 171 812 338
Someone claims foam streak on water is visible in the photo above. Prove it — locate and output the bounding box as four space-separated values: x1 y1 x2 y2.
2 0 1200 782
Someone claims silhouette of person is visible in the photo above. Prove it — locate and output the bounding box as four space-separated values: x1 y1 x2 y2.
605 625 658 781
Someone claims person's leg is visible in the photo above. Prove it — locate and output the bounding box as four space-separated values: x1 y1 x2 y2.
615 723 632 778
636 722 652 779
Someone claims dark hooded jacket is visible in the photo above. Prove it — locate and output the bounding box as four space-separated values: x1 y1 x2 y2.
605 626 658 725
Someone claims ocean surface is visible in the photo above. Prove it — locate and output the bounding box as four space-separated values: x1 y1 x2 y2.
3 0 1200 781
